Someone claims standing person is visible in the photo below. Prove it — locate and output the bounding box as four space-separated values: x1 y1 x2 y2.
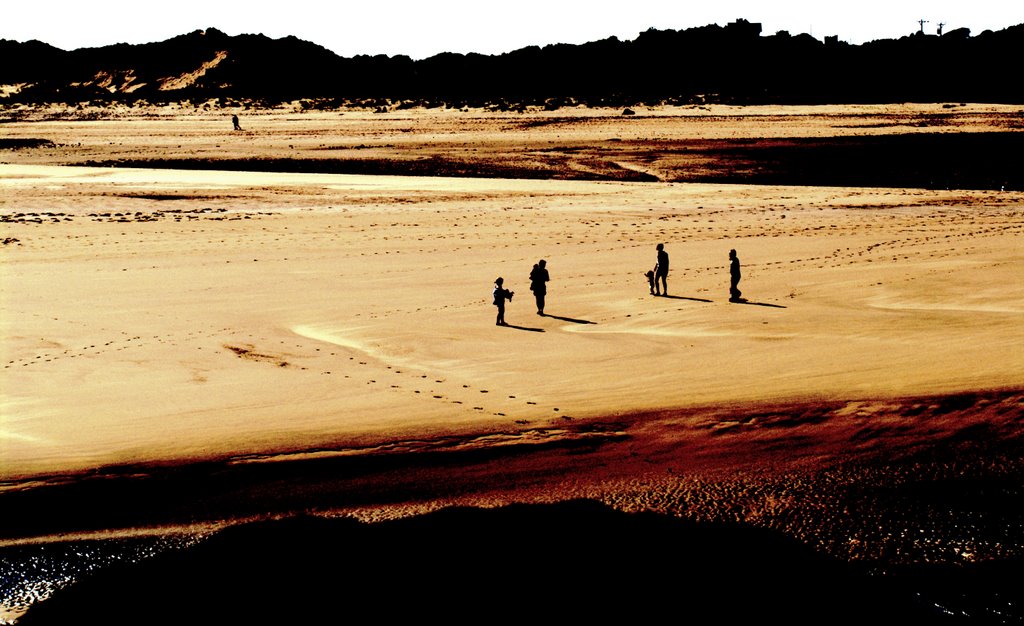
529 259 549 316
729 249 742 302
654 244 669 296
493 277 514 326
232 114 241 131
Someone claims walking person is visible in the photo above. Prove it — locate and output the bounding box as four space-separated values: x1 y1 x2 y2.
529 260 549 316
493 277 514 326
232 114 242 131
654 244 669 296
729 249 742 302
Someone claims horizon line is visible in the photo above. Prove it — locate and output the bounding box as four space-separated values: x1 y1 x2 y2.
7 18 1022 60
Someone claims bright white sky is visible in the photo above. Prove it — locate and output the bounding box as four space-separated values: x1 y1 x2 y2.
4 0 1021 59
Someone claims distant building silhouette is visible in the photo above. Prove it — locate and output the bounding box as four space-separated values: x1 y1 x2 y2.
727 18 762 38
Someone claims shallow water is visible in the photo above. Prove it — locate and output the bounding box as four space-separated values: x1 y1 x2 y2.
0 534 202 624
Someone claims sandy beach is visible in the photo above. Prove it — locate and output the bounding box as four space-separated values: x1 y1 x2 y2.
1 103 1023 622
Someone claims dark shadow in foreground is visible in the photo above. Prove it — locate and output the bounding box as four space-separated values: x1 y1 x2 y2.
731 298 787 309
18 499 1001 625
658 294 714 303
543 313 596 324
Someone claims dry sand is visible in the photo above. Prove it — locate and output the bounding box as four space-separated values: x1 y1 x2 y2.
3 159 1020 475
1 103 1023 621
2 104 1022 477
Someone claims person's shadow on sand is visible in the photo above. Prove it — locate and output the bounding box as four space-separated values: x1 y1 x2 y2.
658 294 713 303
542 313 596 324
730 298 787 309
500 323 545 332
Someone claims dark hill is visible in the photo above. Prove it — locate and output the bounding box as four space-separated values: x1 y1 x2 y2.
16 500 958 625
1 20 1022 104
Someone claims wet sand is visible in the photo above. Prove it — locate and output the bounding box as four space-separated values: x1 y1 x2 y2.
1 103 1023 622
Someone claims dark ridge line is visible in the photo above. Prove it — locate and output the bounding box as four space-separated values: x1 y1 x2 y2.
4 21 1023 104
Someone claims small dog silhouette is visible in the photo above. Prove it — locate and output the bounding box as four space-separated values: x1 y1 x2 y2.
644 270 655 295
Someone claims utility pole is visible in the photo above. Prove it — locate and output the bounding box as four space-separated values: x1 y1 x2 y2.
918 19 929 34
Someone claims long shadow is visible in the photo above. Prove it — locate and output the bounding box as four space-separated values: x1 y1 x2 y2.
543 314 596 325
501 323 545 332
656 294 714 303
731 298 787 309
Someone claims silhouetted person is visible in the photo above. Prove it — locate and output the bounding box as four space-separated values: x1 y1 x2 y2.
493 277 514 326
654 244 669 296
232 114 241 131
729 249 742 302
529 260 549 315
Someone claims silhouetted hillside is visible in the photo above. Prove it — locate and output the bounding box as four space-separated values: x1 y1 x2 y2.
16 501 958 625
2 20 1022 104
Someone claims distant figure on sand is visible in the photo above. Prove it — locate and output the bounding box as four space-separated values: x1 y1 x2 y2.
232 114 241 131
493 277 514 326
654 244 669 296
729 249 742 302
529 260 550 315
